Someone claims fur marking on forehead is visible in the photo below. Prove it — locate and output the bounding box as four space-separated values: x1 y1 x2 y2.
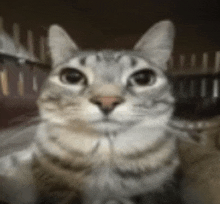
65 54 151 71
67 55 98 68
118 56 150 69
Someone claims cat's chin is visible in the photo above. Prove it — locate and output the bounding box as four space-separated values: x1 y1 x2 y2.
91 120 129 133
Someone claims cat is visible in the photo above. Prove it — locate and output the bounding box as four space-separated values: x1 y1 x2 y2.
0 20 181 204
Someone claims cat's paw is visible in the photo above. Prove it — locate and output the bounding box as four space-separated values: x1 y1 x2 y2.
0 174 37 204
0 150 36 204
0 149 33 176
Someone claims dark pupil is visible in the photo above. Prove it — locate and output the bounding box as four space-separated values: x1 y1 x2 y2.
61 68 83 84
133 70 155 85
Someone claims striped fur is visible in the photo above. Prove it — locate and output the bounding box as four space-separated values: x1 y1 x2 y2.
0 20 180 204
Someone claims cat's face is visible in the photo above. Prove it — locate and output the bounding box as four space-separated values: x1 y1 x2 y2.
38 20 175 134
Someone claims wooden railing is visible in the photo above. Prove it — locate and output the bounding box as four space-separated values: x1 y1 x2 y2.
0 17 49 99
0 54 49 99
1 16 220 102
167 51 220 100
1 16 220 129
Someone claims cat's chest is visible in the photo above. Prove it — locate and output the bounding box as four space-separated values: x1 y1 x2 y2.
34 126 178 200
85 156 178 200
77 124 167 157
85 135 178 197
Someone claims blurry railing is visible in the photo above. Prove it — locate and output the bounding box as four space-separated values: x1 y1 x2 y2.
0 17 50 128
1 16 220 122
0 17 49 100
168 51 220 99
167 52 220 120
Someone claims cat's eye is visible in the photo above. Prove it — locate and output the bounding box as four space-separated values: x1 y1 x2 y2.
128 69 156 86
60 68 87 85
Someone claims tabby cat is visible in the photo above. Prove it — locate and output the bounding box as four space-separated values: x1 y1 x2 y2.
0 20 181 204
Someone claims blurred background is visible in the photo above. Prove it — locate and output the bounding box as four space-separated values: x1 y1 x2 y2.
1 0 220 53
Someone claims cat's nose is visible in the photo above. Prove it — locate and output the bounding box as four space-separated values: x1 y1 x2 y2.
90 96 124 115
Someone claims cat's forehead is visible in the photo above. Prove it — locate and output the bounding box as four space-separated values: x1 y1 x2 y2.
60 51 151 71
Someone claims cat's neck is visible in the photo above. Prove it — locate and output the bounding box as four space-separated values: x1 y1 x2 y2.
35 118 171 159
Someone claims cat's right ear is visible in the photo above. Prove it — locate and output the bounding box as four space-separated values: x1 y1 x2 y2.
48 25 79 67
134 20 175 67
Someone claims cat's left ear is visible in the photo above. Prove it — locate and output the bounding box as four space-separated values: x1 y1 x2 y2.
134 20 175 68
48 25 79 67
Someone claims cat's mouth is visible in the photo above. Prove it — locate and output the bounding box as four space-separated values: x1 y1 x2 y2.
90 118 124 132
92 118 121 124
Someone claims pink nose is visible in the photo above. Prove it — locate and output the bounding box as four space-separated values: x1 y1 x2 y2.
90 96 124 115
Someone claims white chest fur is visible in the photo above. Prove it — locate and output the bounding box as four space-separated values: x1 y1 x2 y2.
81 123 178 201
36 121 178 201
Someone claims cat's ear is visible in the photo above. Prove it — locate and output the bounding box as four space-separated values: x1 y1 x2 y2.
134 20 175 68
48 25 79 66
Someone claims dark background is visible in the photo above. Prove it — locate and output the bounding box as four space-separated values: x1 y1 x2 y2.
1 0 220 54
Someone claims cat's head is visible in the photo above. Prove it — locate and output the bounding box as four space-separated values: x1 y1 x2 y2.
38 20 175 134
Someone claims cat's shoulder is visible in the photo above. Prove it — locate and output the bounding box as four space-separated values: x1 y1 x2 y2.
0 121 39 176
0 146 37 204
0 146 35 176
